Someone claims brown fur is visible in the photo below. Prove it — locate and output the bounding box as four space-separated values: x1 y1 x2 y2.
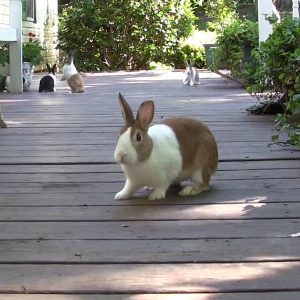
67 74 85 93
130 125 153 162
162 117 218 185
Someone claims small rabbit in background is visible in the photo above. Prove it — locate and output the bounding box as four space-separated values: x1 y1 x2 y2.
5 63 34 92
182 61 200 86
39 63 57 92
0 109 7 128
62 54 85 93
23 62 34 91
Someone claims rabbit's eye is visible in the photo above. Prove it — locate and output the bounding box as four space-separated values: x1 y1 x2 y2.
136 132 142 142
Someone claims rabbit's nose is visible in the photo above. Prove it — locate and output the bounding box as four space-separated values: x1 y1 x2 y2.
120 153 128 163
116 152 127 163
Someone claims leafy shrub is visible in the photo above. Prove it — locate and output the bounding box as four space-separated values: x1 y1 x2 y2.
248 18 300 100
213 18 258 79
0 41 45 67
199 0 240 33
23 41 45 65
0 45 9 67
248 18 300 147
58 0 196 71
273 94 300 147
173 43 205 69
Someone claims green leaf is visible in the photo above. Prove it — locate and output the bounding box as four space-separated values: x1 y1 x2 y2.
272 135 279 142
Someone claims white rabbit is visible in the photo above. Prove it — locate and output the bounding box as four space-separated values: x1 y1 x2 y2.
62 54 85 93
114 93 218 200
183 61 200 86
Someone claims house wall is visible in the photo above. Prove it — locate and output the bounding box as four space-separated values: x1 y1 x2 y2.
22 0 59 68
1 0 58 69
0 0 9 28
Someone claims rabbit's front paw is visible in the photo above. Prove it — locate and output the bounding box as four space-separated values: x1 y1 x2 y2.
179 184 209 196
114 190 131 200
148 188 166 201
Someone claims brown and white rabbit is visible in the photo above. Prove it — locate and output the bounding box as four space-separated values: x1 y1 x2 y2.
62 54 85 93
114 93 218 200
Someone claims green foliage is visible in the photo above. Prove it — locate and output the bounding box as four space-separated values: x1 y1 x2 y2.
248 18 300 98
200 0 241 32
0 45 9 67
23 41 45 65
213 19 258 79
174 43 205 69
0 41 45 67
247 18 300 147
273 95 300 147
58 0 196 71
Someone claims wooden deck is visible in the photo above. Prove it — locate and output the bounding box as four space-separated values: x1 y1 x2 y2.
0 70 300 299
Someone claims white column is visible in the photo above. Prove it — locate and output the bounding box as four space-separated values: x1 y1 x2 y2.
9 0 23 93
258 0 273 43
292 0 299 18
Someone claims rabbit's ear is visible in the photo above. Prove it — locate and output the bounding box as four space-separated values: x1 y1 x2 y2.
137 100 154 129
70 49 77 57
184 60 189 67
46 63 51 72
52 64 57 74
119 93 135 125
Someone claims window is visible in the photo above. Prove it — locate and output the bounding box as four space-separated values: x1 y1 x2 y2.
22 0 36 22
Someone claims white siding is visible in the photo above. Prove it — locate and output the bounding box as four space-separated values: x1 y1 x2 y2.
0 0 9 28
22 0 59 67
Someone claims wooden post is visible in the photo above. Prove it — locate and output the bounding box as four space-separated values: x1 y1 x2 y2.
258 0 273 43
9 0 23 93
292 0 300 18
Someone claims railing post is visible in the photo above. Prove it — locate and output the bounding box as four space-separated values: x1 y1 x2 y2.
9 0 23 93
292 0 300 18
258 0 273 43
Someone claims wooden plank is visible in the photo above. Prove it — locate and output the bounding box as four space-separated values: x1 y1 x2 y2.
4 113 275 122
1 293 300 300
0 219 299 240
0 168 299 183
0 134 279 143
0 262 300 293
0 160 299 174
0 202 300 221
0 141 285 151
0 146 295 161
0 178 299 193
0 189 298 206
0 238 299 263
0 125 275 133
3 122 274 129
0 151 299 163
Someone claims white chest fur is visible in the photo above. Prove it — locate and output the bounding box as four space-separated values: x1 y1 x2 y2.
63 63 78 80
122 124 183 188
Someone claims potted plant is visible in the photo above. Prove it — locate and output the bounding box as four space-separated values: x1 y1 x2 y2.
0 33 45 92
22 36 45 91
